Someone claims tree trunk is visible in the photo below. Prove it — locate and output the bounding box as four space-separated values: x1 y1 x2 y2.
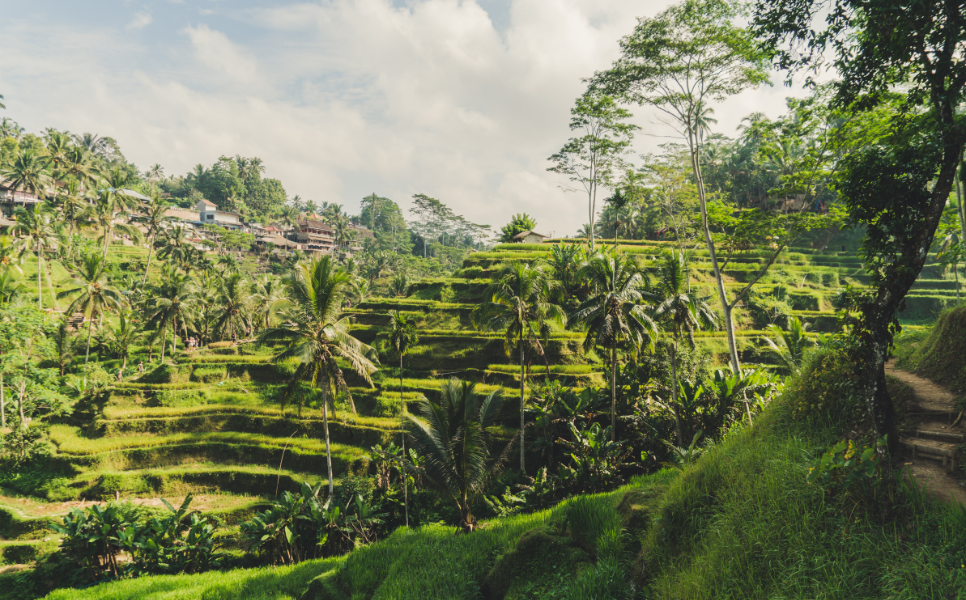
66 221 76 260
101 224 112 260
160 326 167 364
43 258 58 310
956 165 966 299
855 126 965 456
520 332 526 472
610 345 618 442
17 380 25 429
84 315 94 366
142 236 155 287
0 369 5 429
670 342 684 445
321 380 335 499
36 239 42 310
688 130 742 375
173 316 178 356
400 354 408 528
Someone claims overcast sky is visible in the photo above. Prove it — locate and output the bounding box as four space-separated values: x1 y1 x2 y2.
0 0 806 236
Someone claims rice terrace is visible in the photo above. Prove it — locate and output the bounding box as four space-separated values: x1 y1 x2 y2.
2 0 966 598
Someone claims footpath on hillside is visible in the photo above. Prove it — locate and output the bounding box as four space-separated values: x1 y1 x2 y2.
885 359 966 506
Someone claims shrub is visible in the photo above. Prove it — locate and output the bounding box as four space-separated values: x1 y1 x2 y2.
781 347 861 425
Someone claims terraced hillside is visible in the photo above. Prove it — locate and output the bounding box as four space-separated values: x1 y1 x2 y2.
2 237 959 569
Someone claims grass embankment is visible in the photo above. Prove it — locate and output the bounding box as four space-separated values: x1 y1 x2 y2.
47 347 966 599
895 304 966 395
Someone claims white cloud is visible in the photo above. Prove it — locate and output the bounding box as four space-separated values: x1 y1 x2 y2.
182 24 259 84
0 1 801 236
126 11 153 30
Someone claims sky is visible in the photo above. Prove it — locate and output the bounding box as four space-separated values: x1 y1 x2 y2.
0 0 806 237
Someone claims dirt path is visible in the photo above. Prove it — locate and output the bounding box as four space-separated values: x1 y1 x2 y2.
885 360 966 506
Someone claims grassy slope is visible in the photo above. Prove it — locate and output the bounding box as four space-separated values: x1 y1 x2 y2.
44 349 966 600
894 305 966 395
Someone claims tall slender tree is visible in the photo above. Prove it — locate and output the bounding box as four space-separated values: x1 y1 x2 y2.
473 263 565 471
11 207 58 310
137 196 171 286
590 0 769 374
58 254 124 367
652 251 718 443
548 94 638 252
258 256 379 498
572 249 657 441
385 310 418 527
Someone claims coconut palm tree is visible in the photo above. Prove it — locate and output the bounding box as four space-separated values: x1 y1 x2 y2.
136 196 170 286
544 243 586 303
406 379 503 533
157 225 192 270
57 254 124 366
251 275 286 331
0 118 24 139
61 146 101 193
214 273 251 340
145 265 194 363
0 268 24 309
258 256 379 497
761 316 813 375
103 311 141 370
87 187 142 260
51 318 79 376
11 207 58 309
385 310 418 526
1 149 50 197
145 164 164 182
652 250 718 443
52 178 91 260
473 262 565 472
572 249 658 441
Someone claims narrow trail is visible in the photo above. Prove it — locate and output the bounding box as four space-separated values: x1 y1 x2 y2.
885 359 966 506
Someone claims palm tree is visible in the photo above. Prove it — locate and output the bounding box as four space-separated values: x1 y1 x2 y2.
761 316 812 375
251 275 286 331
188 271 220 345
258 256 379 498
145 164 164 182
72 133 111 158
51 318 79 376
0 118 24 139
279 205 300 230
57 254 124 366
87 190 141 261
157 225 192 269
136 196 170 286
572 249 657 441
61 146 101 192
104 311 141 371
1 149 51 196
12 207 58 309
473 263 565 472
406 379 503 533
45 131 74 177
52 178 90 259
652 251 718 443
0 267 24 308
385 310 418 526
146 265 194 363
544 243 586 303
214 273 251 340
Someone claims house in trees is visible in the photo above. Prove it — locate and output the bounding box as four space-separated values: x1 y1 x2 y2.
196 198 245 231
290 219 335 252
0 181 44 217
511 230 548 244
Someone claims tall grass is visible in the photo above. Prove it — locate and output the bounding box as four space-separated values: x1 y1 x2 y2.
43 556 344 600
